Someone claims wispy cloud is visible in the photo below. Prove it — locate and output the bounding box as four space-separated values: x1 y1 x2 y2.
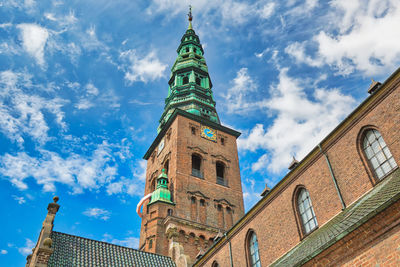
18 239 34 256
83 207 111 221
0 70 67 145
12 195 26 204
0 249 7 255
0 141 118 193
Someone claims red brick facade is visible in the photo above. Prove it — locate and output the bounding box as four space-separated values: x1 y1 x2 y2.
194 68 400 267
139 113 245 264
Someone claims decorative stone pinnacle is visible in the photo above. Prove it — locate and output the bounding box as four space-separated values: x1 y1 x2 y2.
53 196 59 203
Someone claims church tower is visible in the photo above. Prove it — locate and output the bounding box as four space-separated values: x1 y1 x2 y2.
139 9 244 266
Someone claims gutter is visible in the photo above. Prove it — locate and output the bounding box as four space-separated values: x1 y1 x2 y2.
318 144 346 210
224 232 234 267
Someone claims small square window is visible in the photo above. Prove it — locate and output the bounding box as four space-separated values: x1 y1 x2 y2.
221 138 225 145
191 127 196 135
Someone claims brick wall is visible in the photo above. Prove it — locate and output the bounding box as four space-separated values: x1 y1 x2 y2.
140 113 245 263
196 70 400 266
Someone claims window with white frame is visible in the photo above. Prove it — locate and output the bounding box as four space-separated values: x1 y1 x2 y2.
248 232 261 267
298 188 318 235
363 129 397 179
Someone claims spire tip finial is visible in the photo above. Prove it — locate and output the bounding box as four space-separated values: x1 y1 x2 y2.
187 5 193 29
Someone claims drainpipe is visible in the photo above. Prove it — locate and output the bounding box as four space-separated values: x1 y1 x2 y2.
224 232 234 267
318 144 346 210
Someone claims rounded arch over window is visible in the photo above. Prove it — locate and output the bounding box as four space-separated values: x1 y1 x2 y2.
211 261 219 267
360 128 397 180
245 229 261 267
294 187 318 236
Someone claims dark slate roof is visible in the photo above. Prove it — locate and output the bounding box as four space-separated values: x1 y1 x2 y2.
48 231 176 267
271 168 400 267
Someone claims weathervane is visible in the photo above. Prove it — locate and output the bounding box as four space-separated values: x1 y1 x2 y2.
188 5 193 21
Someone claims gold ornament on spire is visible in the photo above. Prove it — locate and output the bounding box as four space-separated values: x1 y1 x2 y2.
188 5 193 30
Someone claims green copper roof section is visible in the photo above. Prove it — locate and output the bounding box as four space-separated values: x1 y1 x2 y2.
157 12 220 133
48 231 176 267
271 168 400 267
148 169 174 205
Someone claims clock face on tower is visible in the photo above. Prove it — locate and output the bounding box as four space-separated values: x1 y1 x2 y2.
201 125 217 142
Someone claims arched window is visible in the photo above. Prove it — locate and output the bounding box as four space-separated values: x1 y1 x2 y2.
164 160 169 175
211 261 219 267
246 231 261 267
363 129 397 179
216 162 227 186
297 188 318 235
182 76 189 85
192 154 203 178
185 47 189 53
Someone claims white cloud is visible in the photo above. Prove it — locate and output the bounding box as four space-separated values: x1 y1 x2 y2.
17 24 49 66
0 249 7 255
75 98 94 110
0 142 118 193
119 49 167 84
102 233 139 249
0 70 67 145
146 0 276 26
286 0 400 76
83 207 111 221
12 195 26 204
18 239 34 256
106 159 146 196
223 68 260 114
238 68 355 173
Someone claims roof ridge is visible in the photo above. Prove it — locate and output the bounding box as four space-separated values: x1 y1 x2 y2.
51 231 173 259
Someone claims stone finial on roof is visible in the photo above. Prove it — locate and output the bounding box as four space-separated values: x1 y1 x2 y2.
288 156 299 170
368 79 381 94
261 184 271 197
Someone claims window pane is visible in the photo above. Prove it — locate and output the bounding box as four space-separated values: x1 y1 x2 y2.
376 167 384 179
389 158 397 168
367 131 375 143
371 141 380 153
383 147 392 158
376 151 386 164
365 146 374 159
370 157 379 169
382 162 391 174
378 136 386 147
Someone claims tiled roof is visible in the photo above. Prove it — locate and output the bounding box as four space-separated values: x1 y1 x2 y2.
271 168 400 267
48 231 176 267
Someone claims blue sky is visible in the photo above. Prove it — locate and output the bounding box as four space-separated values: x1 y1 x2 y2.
1 0 400 265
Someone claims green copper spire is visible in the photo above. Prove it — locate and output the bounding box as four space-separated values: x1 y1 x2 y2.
157 7 220 133
148 169 173 205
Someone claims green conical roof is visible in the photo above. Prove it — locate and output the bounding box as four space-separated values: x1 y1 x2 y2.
148 169 173 205
157 14 220 133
